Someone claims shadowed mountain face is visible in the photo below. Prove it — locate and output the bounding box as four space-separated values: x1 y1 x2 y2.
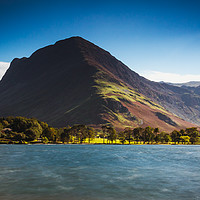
0 37 198 131
0 38 104 126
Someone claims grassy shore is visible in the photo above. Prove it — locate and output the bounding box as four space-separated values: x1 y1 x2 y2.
1 137 199 145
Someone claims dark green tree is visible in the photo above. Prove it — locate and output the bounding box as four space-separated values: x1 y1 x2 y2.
118 131 126 144
185 127 199 144
124 127 133 144
142 126 154 144
107 127 117 144
87 127 95 143
133 127 143 144
42 127 56 141
25 128 37 141
171 130 180 144
101 125 108 144
61 128 71 143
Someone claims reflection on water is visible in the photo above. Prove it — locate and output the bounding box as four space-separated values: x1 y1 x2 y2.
0 145 200 200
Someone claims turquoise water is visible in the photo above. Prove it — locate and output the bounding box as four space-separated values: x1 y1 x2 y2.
0 145 200 200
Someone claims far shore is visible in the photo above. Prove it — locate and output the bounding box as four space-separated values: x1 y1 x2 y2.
0 142 198 145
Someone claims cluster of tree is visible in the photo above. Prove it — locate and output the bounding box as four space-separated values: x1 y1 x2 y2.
100 126 199 144
60 125 95 143
0 116 57 143
171 128 199 144
0 116 199 144
0 116 95 144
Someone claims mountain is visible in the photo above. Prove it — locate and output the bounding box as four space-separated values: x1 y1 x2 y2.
166 81 200 88
0 37 198 131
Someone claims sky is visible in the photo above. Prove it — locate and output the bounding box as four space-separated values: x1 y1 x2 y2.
0 0 200 83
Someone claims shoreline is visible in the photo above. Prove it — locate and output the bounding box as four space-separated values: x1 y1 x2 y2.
0 142 198 146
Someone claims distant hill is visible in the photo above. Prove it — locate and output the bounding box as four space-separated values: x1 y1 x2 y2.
166 81 200 88
0 37 198 131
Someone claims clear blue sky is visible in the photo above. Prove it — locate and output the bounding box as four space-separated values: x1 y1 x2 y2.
1 0 200 82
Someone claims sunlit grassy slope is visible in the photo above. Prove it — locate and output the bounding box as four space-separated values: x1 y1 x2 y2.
95 78 167 112
92 71 192 131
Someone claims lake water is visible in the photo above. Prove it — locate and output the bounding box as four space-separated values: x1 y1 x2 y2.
0 145 200 200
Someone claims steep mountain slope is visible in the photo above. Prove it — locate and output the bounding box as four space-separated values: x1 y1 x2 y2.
0 38 103 126
72 37 200 126
0 37 197 131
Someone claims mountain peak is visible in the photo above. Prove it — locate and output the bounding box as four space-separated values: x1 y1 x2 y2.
56 36 84 42
54 36 92 47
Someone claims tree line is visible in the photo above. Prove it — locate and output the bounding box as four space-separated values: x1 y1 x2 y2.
0 116 199 144
100 126 199 145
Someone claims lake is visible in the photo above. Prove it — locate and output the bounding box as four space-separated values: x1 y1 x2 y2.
0 144 200 200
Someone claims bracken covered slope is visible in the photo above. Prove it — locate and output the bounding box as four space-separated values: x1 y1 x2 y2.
0 37 198 131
